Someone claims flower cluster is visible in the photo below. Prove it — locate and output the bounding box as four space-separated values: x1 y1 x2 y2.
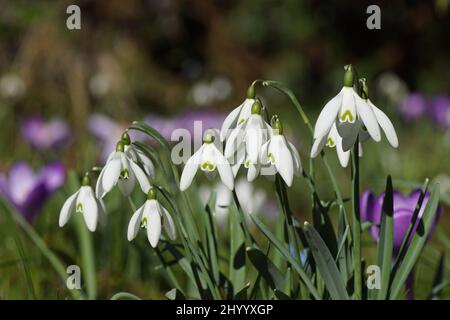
59 131 176 247
181 89 302 190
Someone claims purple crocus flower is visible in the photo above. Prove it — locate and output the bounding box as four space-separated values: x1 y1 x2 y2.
429 95 450 128
21 116 71 150
400 93 427 120
360 189 441 299
0 162 66 222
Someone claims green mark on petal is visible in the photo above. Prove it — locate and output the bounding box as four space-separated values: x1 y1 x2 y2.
201 161 215 171
245 159 250 168
238 118 246 125
326 137 336 148
120 168 129 179
268 152 275 164
340 110 354 122
141 217 147 229
76 203 83 213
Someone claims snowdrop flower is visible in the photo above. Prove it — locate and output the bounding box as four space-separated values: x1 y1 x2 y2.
220 85 257 141
313 65 381 152
311 123 350 167
59 174 103 232
180 131 234 191
96 140 151 198
224 99 272 181
127 188 176 248
260 116 302 186
121 131 156 179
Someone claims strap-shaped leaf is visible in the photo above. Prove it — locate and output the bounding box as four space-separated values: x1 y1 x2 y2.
247 245 284 291
250 214 321 299
375 175 394 300
303 222 350 300
389 183 440 299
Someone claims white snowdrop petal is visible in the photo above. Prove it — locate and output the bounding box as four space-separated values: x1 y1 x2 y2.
230 145 245 177
288 142 302 176
146 200 162 248
336 137 350 168
355 94 381 142
247 163 260 182
127 204 145 241
212 146 234 190
59 190 79 227
80 186 98 232
129 160 151 194
180 145 203 191
160 206 176 240
314 91 343 139
135 148 156 180
224 124 245 158
118 169 136 196
95 168 106 199
102 155 122 195
310 135 327 158
370 101 399 148
272 136 294 186
220 103 243 141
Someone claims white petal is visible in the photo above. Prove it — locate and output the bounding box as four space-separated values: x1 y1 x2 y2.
95 168 106 199
355 93 381 142
224 124 245 158
339 87 357 124
230 144 245 177
127 204 145 241
146 200 162 248
245 116 265 164
259 140 271 164
58 190 79 227
237 99 254 124
160 205 176 240
212 145 234 190
314 90 343 139
288 142 302 176
370 100 398 148
310 135 327 158
180 145 203 191
340 120 363 151
79 186 98 232
220 103 243 141
247 163 260 182
129 160 151 194
134 148 156 180
101 154 122 196
336 137 350 168
118 169 136 196
272 136 294 186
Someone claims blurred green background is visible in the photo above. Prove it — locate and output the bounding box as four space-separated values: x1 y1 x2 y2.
1 0 450 299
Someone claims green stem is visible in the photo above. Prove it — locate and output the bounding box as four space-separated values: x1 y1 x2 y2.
232 190 254 245
352 140 362 299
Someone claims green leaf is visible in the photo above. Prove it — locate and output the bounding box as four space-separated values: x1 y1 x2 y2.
129 121 171 151
110 292 142 300
427 252 446 299
229 207 246 296
250 214 321 299
303 222 349 300
389 183 440 299
247 245 284 291
375 175 394 300
166 288 186 300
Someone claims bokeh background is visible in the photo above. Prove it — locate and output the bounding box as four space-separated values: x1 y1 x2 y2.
1 0 450 299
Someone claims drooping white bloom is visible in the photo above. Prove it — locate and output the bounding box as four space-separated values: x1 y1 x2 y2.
260 116 302 187
224 99 271 181
311 123 350 167
313 65 381 151
96 141 151 199
220 96 255 141
121 131 156 180
366 98 399 148
59 175 104 232
180 131 234 191
127 188 176 248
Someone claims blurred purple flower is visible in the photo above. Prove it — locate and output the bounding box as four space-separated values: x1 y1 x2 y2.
429 95 450 128
21 116 71 151
360 189 441 255
0 162 66 222
360 189 441 299
400 93 427 120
